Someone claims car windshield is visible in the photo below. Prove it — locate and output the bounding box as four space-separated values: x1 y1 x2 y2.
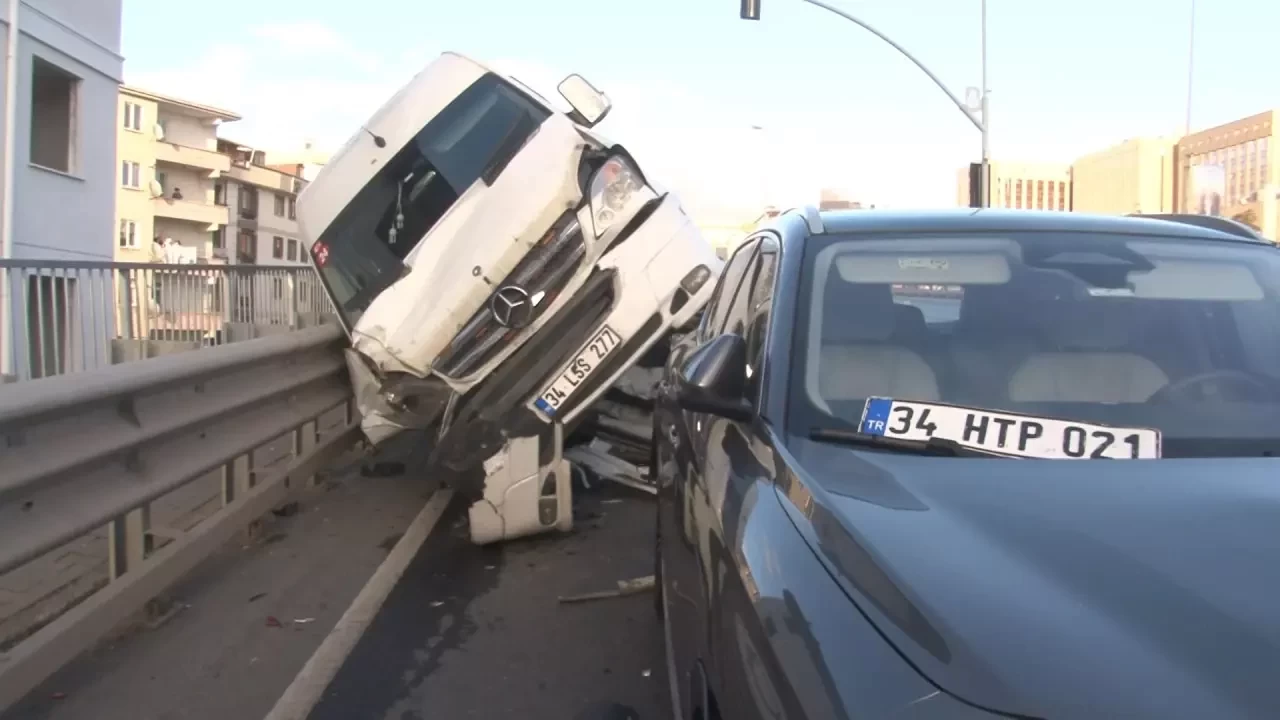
311 73 550 329
790 230 1280 458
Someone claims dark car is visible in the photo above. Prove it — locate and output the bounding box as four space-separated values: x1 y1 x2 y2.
651 208 1280 720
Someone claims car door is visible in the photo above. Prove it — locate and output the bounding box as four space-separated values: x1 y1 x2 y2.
701 236 795 720
657 238 760 720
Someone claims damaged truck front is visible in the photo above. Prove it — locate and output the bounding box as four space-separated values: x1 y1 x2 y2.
296 52 721 542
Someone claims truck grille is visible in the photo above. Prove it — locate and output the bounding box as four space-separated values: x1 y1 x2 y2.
434 211 586 378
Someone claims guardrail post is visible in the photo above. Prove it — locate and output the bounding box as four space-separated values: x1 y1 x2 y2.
107 504 152 581
220 453 252 506
293 420 318 487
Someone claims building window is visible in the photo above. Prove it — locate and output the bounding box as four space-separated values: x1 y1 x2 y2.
239 185 258 219
1047 182 1055 210
1015 180 1023 209
274 193 286 216
287 238 298 261
122 101 143 131
211 226 225 249
121 161 140 188
272 235 284 259
287 195 296 220
273 277 284 299
237 229 256 263
1058 181 1066 210
1035 180 1045 209
30 57 79 173
214 181 226 206
119 219 137 248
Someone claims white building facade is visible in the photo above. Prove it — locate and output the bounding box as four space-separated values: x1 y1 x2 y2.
2 0 124 381
5 0 122 260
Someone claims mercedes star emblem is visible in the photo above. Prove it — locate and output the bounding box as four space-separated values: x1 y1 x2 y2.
490 285 534 329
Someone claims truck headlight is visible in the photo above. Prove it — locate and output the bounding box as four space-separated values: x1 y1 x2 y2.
588 155 646 237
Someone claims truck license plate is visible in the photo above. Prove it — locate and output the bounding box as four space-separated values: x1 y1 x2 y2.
534 325 623 417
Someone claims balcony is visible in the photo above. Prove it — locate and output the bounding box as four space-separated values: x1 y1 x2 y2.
228 161 297 193
155 142 231 174
153 197 229 228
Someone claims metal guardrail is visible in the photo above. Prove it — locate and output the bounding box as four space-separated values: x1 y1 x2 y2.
0 260 336 383
0 324 360 710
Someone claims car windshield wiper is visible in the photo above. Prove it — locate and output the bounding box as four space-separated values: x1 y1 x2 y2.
808 428 1009 458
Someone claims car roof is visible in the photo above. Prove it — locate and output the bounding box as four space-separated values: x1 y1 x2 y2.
769 207 1268 246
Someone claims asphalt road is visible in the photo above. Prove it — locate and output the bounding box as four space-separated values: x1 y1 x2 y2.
307 483 670 720
0 451 436 720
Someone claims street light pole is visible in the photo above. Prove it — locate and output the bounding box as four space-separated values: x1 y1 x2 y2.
742 0 991 207
979 0 990 208
1184 0 1195 135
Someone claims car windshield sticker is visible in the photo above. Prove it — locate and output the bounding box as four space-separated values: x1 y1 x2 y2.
858 397 1162 459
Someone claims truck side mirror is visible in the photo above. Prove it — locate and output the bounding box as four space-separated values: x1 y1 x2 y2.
557 74 612 127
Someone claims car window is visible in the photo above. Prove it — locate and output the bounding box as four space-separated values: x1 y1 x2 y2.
702 240 759 340
789 230 1280 458
744 237 779 398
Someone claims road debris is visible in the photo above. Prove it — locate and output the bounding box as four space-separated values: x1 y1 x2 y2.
565 441 655 496
558 575 655 604
293 617 316 624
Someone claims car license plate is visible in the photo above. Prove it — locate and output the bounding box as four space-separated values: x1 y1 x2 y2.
533 325 623 418
858 397 1161 459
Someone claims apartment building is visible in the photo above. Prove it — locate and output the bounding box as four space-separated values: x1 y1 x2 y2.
956 161 1072 211
4 0 122 261
1071 137 1176 216
1175 110 1277 240
116 86 239 263
2 0 124 381
217 139 307 267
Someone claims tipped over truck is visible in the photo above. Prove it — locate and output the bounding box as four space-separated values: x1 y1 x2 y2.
296 52 721 543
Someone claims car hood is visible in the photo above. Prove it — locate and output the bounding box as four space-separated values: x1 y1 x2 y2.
787 439 1280 720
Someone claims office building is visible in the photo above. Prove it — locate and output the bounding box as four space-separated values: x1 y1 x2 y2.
956 161 1072 211
1072 137 1176 216
1175 110 1277 240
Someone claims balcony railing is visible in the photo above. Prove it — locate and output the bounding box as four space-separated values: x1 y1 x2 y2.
153 197 230 227
154 142 231 174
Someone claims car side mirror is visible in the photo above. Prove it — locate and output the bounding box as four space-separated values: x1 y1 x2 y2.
676 334 752 421
557 74 612 127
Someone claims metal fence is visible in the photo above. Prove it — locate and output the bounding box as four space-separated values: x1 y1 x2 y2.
0 261 336 383
0 325 359 709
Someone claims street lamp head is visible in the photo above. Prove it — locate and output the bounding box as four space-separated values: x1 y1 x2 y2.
741 0 761 20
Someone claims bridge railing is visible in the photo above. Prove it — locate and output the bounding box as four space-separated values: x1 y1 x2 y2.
0 260 337 384
0 324 359 710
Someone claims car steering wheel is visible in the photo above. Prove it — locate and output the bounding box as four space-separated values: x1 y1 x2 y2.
1154 369 1280 403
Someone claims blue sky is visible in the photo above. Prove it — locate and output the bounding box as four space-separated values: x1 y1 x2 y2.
122 0 1276 218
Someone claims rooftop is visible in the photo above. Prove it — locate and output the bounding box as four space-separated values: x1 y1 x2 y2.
120 85 241 122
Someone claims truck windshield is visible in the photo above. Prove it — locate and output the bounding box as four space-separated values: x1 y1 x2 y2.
310 73 551 328
790 231 1280 458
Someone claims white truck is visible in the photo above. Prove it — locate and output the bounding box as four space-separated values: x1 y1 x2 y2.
296 52 721 543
